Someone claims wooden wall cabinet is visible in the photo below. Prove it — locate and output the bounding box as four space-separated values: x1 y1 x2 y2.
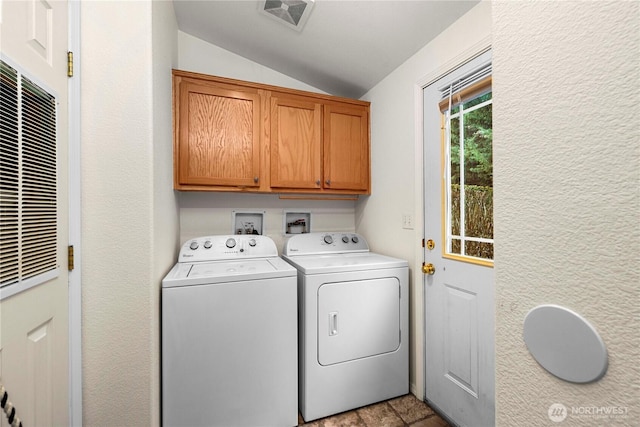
270 94 322 190
173 70 370 195
174 77 265 190
323 103 370 192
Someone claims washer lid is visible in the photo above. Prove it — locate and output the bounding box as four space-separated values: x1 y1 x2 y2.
283 252 408 275
162 257 296 288
189 259 276 278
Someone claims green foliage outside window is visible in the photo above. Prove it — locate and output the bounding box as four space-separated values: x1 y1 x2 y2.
450 92 492 187
448 92 493 260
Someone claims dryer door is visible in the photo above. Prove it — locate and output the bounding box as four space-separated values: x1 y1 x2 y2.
318 277 400 365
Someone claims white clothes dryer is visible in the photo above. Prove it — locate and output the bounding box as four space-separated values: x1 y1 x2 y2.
162 235 297 427
282 232 409 422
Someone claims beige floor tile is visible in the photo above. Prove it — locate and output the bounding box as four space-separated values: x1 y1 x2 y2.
388 394 435 424
357 402 404 427
409 414 450 427
301 410 366 427
298 394 447 427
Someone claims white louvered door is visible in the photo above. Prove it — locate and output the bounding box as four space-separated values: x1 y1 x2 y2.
0 1 69 426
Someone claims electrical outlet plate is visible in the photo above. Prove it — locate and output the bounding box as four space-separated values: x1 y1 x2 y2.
402 213 414 230
232 210 266 235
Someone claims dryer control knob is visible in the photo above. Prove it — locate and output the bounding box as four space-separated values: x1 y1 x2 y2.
249 238 257 247
189 241 199 250
323 235 333 244
225 238 236 249
342 236 349 243
203 240 212 249
351 236 359 244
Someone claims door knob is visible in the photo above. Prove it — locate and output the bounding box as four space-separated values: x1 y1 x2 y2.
422 263 435 275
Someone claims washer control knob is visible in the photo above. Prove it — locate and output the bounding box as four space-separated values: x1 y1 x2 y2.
249 238 257 247
351 236 359 244
225 238 236 249
189 241 199 250
342 236 349 243
323 235 333 244
203 240 212 249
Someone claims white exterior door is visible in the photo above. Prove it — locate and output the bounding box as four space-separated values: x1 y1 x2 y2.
423 50 494 427
0 1 70 426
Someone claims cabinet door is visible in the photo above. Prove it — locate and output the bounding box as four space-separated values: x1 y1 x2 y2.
177 82 261 187
270 96 322 189
323 103 370 192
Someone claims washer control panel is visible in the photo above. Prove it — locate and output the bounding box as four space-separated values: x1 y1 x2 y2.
283 232 369 256
179 235 278 262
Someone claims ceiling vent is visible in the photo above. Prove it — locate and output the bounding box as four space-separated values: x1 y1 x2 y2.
259 0 315 32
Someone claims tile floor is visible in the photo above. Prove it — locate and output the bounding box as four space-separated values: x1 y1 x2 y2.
298 394 450 427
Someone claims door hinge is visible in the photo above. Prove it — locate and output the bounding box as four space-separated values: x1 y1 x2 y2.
422 238 425 248
67 51 74 77
68 245 74 271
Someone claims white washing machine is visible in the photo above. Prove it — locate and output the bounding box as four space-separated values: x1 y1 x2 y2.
282 232 408 422
162 235 298 427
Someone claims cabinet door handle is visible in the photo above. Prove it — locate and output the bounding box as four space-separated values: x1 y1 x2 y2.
325 179 331 186
316 180 321 186
253 176 259 183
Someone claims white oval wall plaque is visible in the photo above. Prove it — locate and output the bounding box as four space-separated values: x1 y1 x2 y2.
523 304 608 383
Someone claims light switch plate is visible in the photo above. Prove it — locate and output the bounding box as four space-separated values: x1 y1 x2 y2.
402 213 414 230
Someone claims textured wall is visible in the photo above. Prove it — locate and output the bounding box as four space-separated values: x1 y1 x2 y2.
178 192 356 251
81 1 178 426
178 31 327 94
493 2 639 426
151 1 180 425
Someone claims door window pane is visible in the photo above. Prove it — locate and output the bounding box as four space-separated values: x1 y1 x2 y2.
445 90 493 263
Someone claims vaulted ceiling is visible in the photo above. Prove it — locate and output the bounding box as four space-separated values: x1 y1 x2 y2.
172 1 479 98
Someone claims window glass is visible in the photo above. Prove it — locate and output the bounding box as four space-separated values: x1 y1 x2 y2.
445 88 493 263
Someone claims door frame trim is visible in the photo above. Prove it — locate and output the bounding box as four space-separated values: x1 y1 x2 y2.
68 1 82 425
413 35 491 401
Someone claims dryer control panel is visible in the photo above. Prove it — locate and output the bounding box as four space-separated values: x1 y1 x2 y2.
283 232 369 256
179 235 278 262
